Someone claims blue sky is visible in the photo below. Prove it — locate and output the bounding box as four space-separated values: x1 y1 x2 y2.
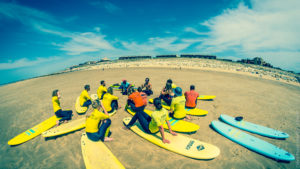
0 0 299 85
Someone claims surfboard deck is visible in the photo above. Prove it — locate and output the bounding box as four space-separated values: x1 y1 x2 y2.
42 110 117 138
211 121 295 161
81 133 125 169
123 117 220 159
197 95 216 100
149 98 208 116
185 108 208 116
110 84 136 91
8 115 61 145
125 107 199 133
219 114 289 139
75 96 88 114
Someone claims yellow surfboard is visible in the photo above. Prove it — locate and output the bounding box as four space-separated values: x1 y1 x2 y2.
126 107 199 133
149 99 208 116
197 95 216 100
8 115 60 145
42 110 117 138
123 117 220 159
75 96 88 114
81 133 125 169
185 108 208 116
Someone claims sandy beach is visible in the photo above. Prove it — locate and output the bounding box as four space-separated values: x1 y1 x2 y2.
0 66 299 169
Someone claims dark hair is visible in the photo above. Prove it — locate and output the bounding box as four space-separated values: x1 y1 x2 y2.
190 85 195 90
165 82 172 90
107 87 113 94
167 79 172 84
153 98 162 110
84 85 90 90
52 89 59 97
128 87 135 95
145 78 149 81
100 80 105 85
137 87 142 92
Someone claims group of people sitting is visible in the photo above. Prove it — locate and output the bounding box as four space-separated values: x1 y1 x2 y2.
51 78 200 144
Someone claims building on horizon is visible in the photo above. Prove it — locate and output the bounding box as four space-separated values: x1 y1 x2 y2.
156 54 178 58
180 54 216 59
237 57 273 68
118 56 152 60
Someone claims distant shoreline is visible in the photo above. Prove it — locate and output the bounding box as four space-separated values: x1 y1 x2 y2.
2 58 300 87
62 58 300 87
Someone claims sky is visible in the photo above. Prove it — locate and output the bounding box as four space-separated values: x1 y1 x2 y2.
0 0 300 85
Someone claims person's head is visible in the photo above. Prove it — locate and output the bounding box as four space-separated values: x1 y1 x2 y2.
190 85 195 90
174 87 182 97
127 87 135 95
107 87 113 94
167 79 173 84
92 99 100 109
122 79 127 84
137 87 142 92
52 89 60 98
145 78 149 83
100 80 105 86
165 82 172 90
84 84 90 91
153 98 162 110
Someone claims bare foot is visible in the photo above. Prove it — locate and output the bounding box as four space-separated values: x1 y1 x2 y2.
185 115 191 120
56 120 60 126
122 126 130 130
104 137 114 142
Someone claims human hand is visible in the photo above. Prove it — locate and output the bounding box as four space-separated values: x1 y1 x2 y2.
162 139 170 144
171 131 177 136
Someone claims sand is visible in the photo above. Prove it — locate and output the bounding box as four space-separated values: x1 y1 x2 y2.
0 67 299 169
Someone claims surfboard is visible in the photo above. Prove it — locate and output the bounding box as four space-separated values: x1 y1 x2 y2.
81 133 125 169
75 96 88 114
8 115 61 145
149 98 171 110
149 98 208 116
125 107 199 133
42 110 117 138
185 108 208 116
110 84 136 91
211 121 295 161
197 95 216 100
219 114 289 139
123 117 220 159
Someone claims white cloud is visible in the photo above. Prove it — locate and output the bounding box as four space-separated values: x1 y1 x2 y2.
0 57 60 70
0 2 56 26
103 1 121 14
184 27 208 35
122 37 191 53
89 0 121 14
195 0 300 71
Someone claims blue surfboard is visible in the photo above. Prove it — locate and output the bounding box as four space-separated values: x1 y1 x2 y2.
211 121 295 161
220 114 289 139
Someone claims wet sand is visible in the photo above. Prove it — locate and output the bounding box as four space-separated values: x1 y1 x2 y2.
0 67 299 169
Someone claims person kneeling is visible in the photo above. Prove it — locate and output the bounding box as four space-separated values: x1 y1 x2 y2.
170 87 190 120
80 84 92 108
52 90 73 126
125 98 177 144
102 87 120 113
86 100 113 142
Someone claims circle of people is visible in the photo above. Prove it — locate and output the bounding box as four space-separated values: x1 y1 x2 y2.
51 78 200 143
